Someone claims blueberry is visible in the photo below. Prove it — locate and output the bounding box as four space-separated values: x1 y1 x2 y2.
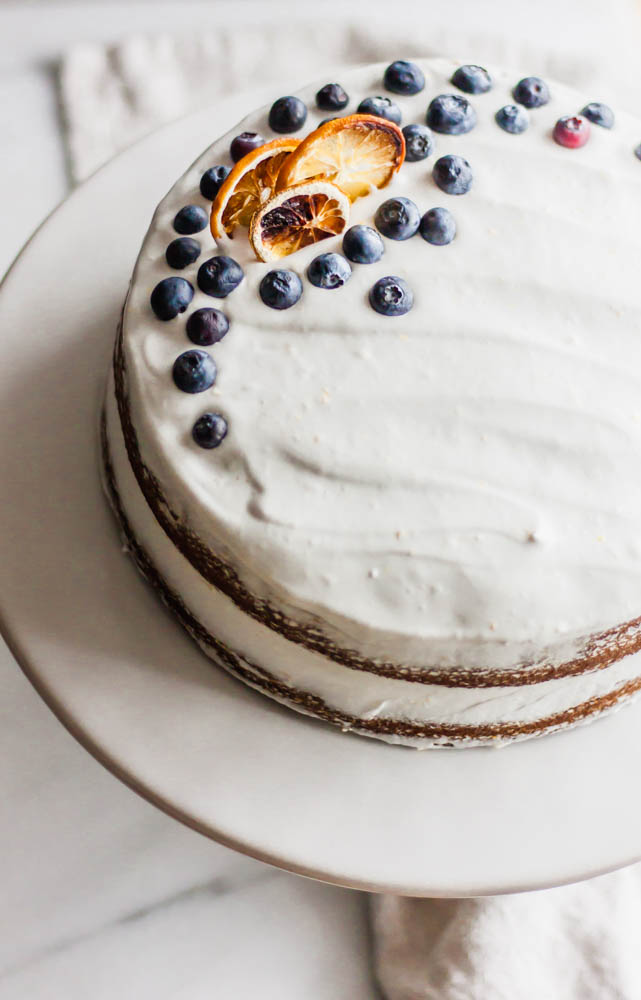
636 143 641 161
513 77 550 109
342 225 384 264
197 256 244 298
383 60 425 95
173 205 208 235
432 154 473 195
186 308 229 346
375 197 420 240
426 94 477 135
192 412 228 449
269 96 307 133
316 83 349 110
553 115 590 149
419 207 456 246
259 269 303 310
172 350 216 394
495 104 529 134
357 96 402 125
165 237 201 270
451 64 492 95
369 276 414 317
581 102 615 129
150 277 194 321
307 252 352 289
402 123 434 161
200 165 231 200
230 132 265 162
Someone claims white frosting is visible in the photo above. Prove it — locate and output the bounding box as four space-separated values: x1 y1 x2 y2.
119 57 641 680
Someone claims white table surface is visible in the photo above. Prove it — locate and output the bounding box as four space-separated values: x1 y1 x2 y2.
2 1 641 996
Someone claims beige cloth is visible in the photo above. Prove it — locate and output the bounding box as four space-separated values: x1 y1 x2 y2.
57 3 641 997
372 870 641 999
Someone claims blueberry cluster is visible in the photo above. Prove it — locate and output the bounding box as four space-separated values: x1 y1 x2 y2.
148 174 253 448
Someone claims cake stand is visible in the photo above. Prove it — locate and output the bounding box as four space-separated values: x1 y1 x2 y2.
1 98 641 899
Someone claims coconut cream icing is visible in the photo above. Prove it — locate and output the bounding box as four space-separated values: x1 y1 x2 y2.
115 57 641 689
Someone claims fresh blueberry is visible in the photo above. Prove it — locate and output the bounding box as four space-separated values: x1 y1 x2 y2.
357 96 402 125
375 197 420 240
636 143 641 161
383 60 425 95
419 207 456 245
150 277 194 321
512 77 550 109
342 225 384 264
200 165 231 200
165 237 201 270
495 104 529 134
432 154 473 195
172 350 216 394
581 102 615 129
451 64 492 95
186 308 229 346
197 256 244 298
402 123 434 161
173 205 208 235
426 94 477 135
553 115 590 149
230 132 265 162
269 96 307 133
307 252 352 289
369 276 414 317
259 269 303 310
192 412 228 449
316 83 349 110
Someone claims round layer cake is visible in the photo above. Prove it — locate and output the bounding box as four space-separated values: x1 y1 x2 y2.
103 56 641 747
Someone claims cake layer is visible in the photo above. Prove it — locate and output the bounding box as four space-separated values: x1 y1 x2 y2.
104 375 641 747
117 57 641 681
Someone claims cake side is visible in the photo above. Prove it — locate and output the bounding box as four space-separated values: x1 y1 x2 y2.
103 376 641 747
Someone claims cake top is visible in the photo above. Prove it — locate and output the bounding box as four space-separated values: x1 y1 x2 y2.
122 57 641 669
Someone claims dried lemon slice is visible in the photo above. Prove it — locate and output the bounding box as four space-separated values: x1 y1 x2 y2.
276 114 405 202
210 137 300 239
249 181 350 262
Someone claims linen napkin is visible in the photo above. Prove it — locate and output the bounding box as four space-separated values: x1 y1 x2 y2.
57 5 641 998
372 868 641 999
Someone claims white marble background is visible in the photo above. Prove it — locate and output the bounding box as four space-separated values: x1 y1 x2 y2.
2 1 641 996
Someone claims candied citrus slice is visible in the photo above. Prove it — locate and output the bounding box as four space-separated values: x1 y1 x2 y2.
275 114 404 202
249 181 351 262
210 137 300 239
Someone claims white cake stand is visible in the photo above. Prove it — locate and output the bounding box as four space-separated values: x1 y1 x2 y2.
1 99 640 899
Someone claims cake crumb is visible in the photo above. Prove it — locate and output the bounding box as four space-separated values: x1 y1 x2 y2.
368 567 380 579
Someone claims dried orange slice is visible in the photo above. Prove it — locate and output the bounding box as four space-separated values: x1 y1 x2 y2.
249 181 350 262
210 137 300 239
276 114 404 202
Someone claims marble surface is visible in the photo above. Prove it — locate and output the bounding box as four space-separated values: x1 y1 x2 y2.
3 1 641 994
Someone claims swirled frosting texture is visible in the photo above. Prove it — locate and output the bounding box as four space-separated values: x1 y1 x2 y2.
122 58 641 673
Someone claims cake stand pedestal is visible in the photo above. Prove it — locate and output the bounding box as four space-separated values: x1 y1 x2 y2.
2 102 641 898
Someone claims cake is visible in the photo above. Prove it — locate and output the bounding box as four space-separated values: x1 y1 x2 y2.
102 56 641 748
